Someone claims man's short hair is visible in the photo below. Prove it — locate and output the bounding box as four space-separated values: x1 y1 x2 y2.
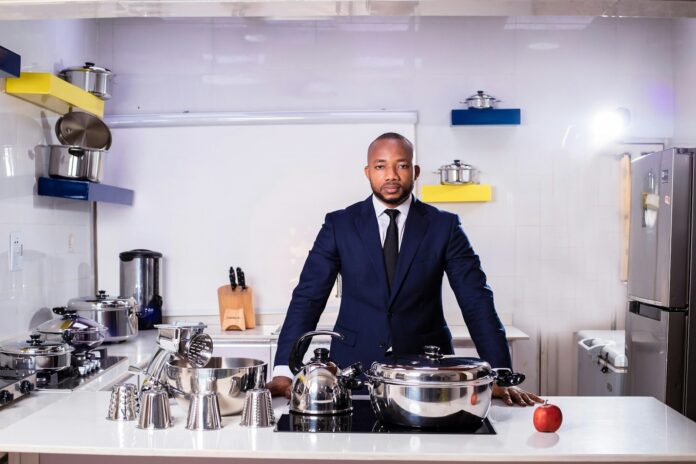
368 132 414 158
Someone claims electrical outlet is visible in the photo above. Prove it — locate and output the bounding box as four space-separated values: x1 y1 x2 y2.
9 232 22 272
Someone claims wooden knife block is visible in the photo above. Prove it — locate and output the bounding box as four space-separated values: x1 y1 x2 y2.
217 285 256 331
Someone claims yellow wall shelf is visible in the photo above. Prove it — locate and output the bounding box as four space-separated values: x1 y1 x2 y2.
4 72 104 117
421 184 492 203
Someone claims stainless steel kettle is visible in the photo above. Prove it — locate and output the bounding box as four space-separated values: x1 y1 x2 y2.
288 330 362 415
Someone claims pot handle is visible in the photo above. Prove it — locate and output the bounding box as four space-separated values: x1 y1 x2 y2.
493 368 525 387
68 147 85 157
52 306 67 315
289 330 344 376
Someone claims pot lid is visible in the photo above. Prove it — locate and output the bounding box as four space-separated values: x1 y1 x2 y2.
465 90 497 103
119 249 162 261
368 345 493 383
439 159 473 170
35 307 106 335
0 334 74 356
60 62 112 75
55 111 112 150
67 291 135 312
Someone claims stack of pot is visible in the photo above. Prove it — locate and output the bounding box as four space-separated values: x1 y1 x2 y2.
47 63 113 183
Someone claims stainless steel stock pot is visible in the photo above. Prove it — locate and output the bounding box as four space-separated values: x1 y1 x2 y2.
365 345 525 428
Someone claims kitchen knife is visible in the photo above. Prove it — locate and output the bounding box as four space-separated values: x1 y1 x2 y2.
229 266 237 290
237 267 247 290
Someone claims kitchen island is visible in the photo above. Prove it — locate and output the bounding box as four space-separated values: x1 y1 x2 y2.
1 394 695 463
2 326 696 463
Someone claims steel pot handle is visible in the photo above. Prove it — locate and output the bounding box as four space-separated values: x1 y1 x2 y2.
67 147 86 157
493 368 525 387
289 330 344 375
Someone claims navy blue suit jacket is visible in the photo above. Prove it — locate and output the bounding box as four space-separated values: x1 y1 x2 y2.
274 196 512 372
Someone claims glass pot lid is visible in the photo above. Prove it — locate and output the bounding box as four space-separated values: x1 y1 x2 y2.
0 334 74 356
368 345 493 383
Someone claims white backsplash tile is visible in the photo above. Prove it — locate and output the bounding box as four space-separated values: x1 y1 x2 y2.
0 19 97 339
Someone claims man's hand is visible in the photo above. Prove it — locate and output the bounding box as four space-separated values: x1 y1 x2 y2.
267 376 292 398
492 384 544 406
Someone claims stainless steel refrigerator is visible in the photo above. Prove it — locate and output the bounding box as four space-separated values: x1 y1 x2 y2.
626 147 696 420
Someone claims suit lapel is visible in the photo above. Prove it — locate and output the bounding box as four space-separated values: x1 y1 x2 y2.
389 199 430 307
354 197 390 302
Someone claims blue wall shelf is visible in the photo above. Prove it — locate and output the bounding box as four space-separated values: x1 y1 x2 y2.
451 108 521 126
38 177 134 205
0 45 21 78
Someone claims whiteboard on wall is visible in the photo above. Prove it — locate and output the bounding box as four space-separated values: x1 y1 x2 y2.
97 114 416 317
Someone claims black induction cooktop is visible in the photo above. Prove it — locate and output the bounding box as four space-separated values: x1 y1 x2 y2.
275 399 496 434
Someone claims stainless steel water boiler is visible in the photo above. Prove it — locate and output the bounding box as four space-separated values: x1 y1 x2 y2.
119 249 163 330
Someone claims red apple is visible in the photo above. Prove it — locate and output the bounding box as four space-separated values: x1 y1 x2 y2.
533 400 563 433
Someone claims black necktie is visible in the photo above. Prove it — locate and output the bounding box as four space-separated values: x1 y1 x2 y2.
383 209 400 289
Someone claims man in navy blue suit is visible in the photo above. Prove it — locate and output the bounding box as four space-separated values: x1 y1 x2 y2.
268 132 542 406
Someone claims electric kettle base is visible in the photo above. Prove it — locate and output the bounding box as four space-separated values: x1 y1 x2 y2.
275 399 496 434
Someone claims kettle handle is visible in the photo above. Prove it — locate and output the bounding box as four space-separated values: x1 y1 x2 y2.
289 330 344 375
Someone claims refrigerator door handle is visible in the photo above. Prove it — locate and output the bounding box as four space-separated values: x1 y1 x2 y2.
628 301 662 320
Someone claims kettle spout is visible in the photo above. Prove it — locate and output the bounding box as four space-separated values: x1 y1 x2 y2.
339 362 364 389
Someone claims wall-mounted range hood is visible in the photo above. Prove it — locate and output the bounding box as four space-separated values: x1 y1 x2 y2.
1 0 696 20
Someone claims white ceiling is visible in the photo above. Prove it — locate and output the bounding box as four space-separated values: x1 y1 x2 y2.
1 0 696 20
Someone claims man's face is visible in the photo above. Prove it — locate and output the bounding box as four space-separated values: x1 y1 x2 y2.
364 139 420 206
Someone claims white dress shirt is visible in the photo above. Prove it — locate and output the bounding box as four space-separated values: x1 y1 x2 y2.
372 193 412 250
272 194 413 379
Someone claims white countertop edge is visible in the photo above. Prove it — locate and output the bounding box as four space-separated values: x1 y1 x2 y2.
2 447 695 462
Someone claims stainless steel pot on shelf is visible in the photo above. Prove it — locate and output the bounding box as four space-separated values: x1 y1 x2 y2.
67 291 138 343
58 62 113 100
47 145 106 183
436 160 475 185
364 345 525 428
463 90 499 109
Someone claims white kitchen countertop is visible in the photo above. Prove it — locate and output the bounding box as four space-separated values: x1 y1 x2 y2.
1 393 695 462
0 322 526 431
2 329 696 462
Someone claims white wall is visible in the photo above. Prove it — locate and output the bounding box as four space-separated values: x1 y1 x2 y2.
672 18 696 146
0 20 98 340
95 16 675 394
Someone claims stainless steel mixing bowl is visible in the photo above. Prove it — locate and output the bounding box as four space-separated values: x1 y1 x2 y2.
164 357 267 416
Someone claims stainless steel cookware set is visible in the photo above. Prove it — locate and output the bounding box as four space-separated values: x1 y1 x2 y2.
122 321 269 430
288 330 526 429
47 62 113 183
